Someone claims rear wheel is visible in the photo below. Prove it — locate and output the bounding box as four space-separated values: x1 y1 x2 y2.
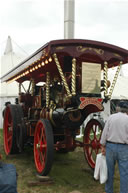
83 119 104 169
3 105 19 155
34 119 54 176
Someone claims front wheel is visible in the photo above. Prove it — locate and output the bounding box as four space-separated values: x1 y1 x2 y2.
83 119 104 169
34 119 54 176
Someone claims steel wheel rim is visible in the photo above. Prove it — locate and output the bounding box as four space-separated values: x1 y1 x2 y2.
83 119 102 168
4 107 13 154
34 121 47 173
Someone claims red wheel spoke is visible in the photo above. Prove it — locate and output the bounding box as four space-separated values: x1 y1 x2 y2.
36 132 40 144
39 151 45 164
36 148 40 159
39 128 43 143
96 149 98 154
7 135 12 143
89 147 93 157
42 129 46 144
95 148 99 154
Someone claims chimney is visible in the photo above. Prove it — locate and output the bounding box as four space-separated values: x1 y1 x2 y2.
64 0 75 39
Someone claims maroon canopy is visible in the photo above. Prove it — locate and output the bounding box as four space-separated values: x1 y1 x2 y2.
1 39 128 83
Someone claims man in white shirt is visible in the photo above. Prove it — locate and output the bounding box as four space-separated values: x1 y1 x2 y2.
100 101 128 193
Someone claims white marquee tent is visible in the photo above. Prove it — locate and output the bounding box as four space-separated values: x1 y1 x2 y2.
0 36 27 128
109 74 128 100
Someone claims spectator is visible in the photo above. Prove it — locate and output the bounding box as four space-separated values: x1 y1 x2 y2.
100 101 128 193
0 155 18 193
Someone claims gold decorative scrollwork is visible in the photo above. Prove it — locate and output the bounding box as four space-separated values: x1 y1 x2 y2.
93 48 104 55
76 46 104 55
56 46 65 50
114 53 122 58
77 46 88 52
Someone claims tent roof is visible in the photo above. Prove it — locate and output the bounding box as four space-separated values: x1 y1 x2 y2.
4 36 13 55
0 36 28 78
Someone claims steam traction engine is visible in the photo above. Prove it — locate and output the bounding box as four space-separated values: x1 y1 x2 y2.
2 39 128 175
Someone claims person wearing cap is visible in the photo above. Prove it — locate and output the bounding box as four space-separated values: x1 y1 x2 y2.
100 101 128 193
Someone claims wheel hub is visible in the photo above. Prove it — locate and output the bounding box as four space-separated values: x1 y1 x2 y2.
36 144 40 149
36 143 47 150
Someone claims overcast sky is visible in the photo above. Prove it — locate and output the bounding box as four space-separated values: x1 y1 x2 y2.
0 0 128 55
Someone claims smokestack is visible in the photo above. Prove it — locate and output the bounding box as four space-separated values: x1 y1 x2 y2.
64 0 75 39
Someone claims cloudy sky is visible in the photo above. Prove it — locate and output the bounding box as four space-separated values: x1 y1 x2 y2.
0 0 128 56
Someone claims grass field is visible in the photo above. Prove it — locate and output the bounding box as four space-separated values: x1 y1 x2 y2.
0 129 120 193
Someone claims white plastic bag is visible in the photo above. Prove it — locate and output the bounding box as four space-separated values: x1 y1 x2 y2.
94 153 101 180
94 153 108 184
100 154 108 184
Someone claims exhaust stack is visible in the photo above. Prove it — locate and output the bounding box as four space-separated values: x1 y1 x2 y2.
64 0 75 39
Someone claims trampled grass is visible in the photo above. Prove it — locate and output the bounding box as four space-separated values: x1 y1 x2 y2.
0 129 120 193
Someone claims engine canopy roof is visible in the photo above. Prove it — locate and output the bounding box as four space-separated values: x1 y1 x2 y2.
1 39 128 83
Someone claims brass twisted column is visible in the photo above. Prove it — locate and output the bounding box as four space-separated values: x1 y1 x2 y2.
46 72 50 108
53 53 72 98
103 61 108 97
108 61 122 99
72 58 76 96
